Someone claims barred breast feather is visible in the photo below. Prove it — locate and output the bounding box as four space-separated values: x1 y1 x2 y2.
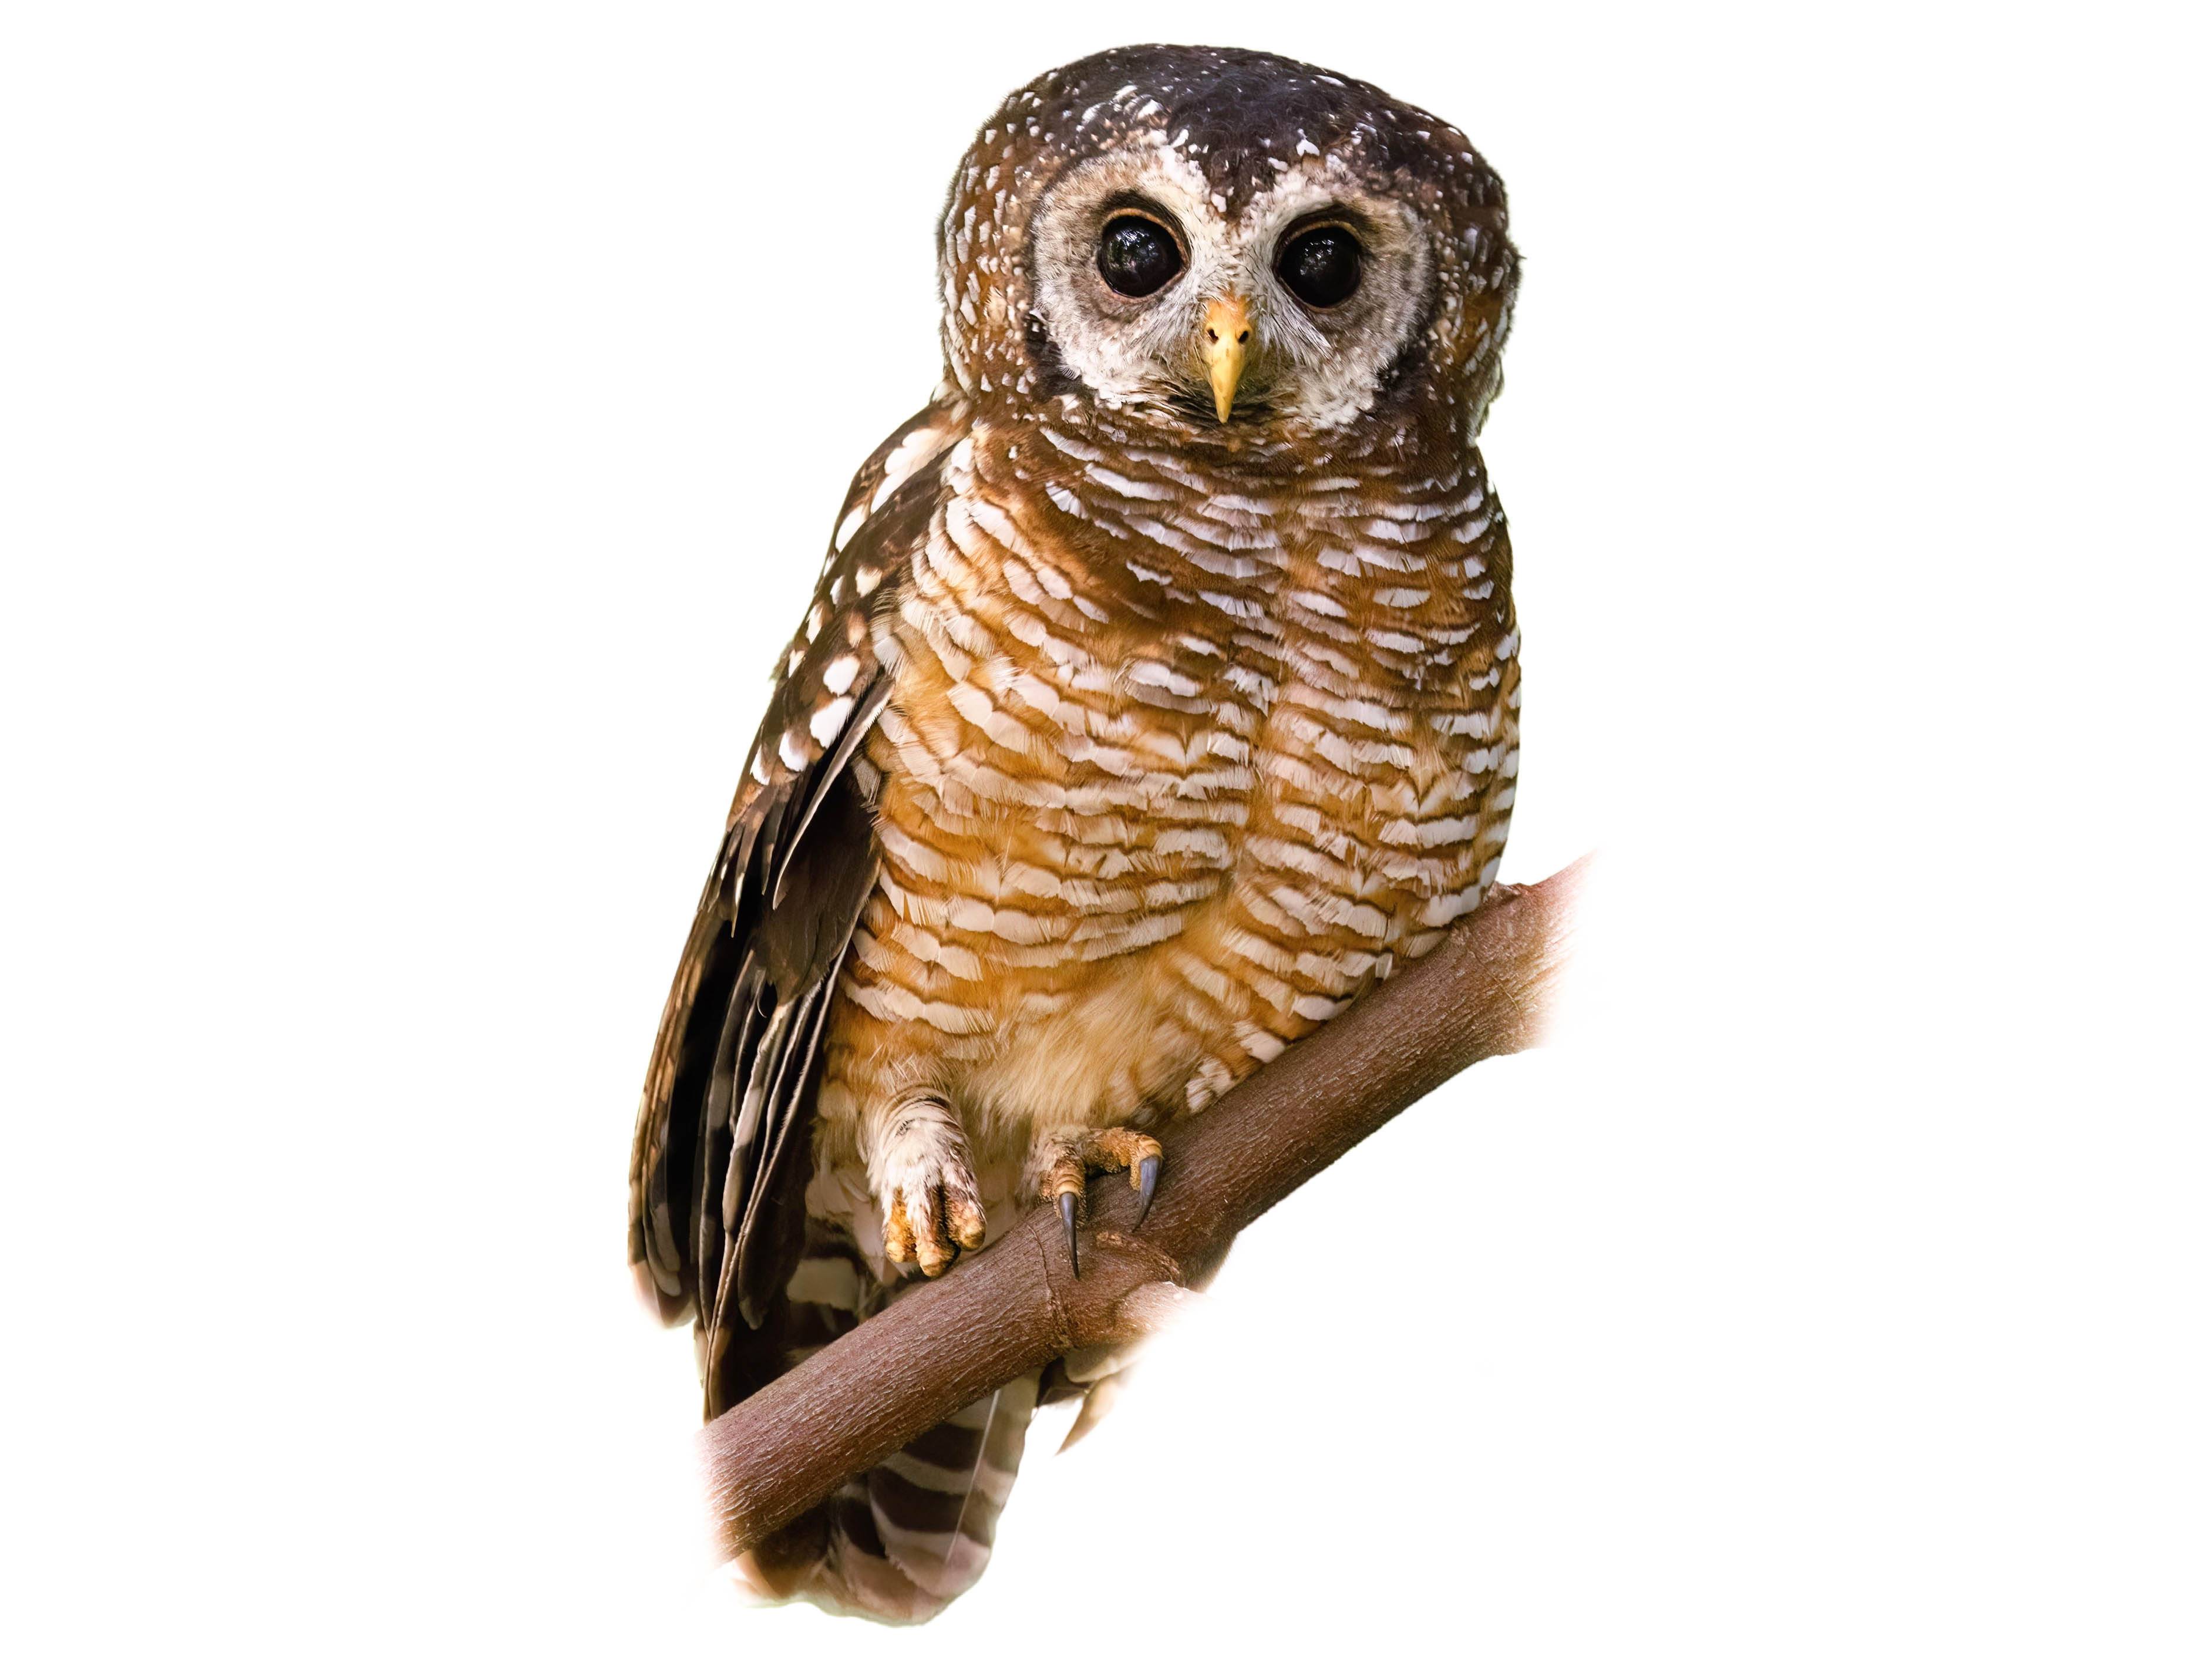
811 410 1519 1197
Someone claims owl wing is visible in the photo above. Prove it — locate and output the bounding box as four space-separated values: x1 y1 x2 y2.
628 401 962 1400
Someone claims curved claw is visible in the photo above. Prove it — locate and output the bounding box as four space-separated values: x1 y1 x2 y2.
1133 1154 1161 1227
1058 1190 1080 1277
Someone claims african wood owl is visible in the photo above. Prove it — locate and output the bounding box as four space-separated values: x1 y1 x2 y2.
629 43 1521 1621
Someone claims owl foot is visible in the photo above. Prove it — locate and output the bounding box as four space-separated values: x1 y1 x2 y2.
1032 1127 1165 1278
874 1094 987 1278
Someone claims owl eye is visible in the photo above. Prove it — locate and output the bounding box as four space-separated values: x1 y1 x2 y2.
1097 214 1184 298
1278 226 1363 308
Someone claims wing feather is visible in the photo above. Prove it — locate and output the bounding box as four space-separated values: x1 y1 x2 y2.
627 399 962 1413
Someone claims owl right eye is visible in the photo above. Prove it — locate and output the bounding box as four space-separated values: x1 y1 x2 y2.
1097 214 1184 298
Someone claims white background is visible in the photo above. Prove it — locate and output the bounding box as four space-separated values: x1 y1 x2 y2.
4 4 2206 1654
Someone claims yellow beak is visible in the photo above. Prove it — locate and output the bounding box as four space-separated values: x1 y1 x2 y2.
1203 294 1252 423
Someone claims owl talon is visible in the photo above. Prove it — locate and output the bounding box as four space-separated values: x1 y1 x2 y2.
873 1095 987 1278
1030 1127 1167 1276
1134 1154 1161 1227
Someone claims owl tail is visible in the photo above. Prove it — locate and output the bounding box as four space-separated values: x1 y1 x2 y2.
726 1230 1041 1624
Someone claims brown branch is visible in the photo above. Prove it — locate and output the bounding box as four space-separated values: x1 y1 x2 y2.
702 857 1588 1556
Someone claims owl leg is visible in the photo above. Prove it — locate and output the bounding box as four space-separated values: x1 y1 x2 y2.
867 1093 988 1278
1029 1127 1165 1277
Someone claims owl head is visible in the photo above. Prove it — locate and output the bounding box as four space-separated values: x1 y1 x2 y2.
937 45 1519 453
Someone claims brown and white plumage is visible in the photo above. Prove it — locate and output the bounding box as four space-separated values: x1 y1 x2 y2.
630 44 1522 1621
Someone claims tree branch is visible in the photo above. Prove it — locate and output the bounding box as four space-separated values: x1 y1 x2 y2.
702 857 1588 1556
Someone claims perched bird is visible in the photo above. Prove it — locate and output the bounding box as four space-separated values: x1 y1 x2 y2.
629 43 1523 1621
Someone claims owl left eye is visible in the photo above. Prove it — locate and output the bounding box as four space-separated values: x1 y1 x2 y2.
1278 226 1364 309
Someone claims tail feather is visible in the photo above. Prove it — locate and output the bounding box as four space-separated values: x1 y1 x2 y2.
729 1223 1041 1623
732 1230 1238 1618
867 1376 1038 1604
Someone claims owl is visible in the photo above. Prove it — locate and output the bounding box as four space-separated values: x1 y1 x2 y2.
629 43 1521 1621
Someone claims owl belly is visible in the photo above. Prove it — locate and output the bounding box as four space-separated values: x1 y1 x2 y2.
817 674 1255 1170
818 667 1510 1178
808 428 1518 1260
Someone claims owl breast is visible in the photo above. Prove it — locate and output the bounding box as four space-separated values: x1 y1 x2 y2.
821 416 1517 1176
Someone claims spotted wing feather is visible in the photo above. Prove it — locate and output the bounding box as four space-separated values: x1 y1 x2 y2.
627 402 961 1414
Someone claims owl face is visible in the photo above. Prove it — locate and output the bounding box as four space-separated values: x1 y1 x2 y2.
1025 144 1436 430
938 46 1519 451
